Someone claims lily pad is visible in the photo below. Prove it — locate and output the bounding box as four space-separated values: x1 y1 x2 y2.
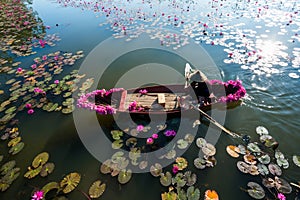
60 172 81 194
125 138 137 147
204 190 219 200
226 145 240 158
118 169 132 184
184 171 197 186
40 163 55 177
9 142 24 155
32 152 49 168
256 126 269 135
24 166 42 179
100 160 112 174
194 158 206 169
257 164 269 176
184 134 195 143
237 161 249 174
112 140 123 149
1 160 16 175
139 161 148 170
161 190 177 200
41 182 60 195
88 180 106 198
196 138 206 148
187 186 200 200
268 163 282 176
164 150 176 159
202 143 216 156
150 163 162 177
172 173 186 187
2 167 20 183
111 130 123 140
247 182 265 199
177 139 189 149
243 154 257 165
160 172 172 187
8 137 21 147
247 143 261 153
175 157 188 170
257 154 271 165
292 155 300 167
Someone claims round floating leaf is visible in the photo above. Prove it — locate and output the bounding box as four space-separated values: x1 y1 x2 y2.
160 172 172 187
42 182 60 195
100 160 112 174
111 130 123 140
194 158 206 169
175 157 188 170
237 145 247 155
256 126 269 135
118 169 132 184
247 143 261 153
150 163 162 177
237 161 249 174
0 182 10 192
88 180 106 198
40 163 55 177
111 151 124 164
125 138 137 147
276 158 289 169
139 161 148 170
184 134 194 143
8 137 21 147
247 182 265 199
292 155 300 167
177 139 189 149
202 143 216 156
1 160 16 175
161 191 177 200
226 145 240 158
60 172 81 194
243 154 257 165
24 166 42 179
187 186 200 200
9 142 24 155
33 152 49 168
184 171 197 186
257 164 269 176
112 140 123 149
268 163 282 176
275 177 292 194
248 165 259 176
172 173 186 187
2 167 20 184
196 138 206 148
258 154 271 165
164 150 176 159
204 190 219 200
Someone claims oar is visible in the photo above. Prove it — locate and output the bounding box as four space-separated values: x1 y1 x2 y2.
190 104 242 138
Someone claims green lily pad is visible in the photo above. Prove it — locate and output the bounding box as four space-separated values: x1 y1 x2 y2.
9 142 24 155
161 190 177 200
276 158 289 169
40 163 55 177
247 143 261 153
0 182 10 192
32 152 49 168
1 160 16 175
150 163 163 177
175 157 188 170
160 172 172 187
257 154 270 165
89 180 106 199
196 138 206 148
172 173 186 187
5 106 16 114
111 151 125 164
100 160 112 174
268 163 282 176
257 164 269 176
6 78 16 85
125 138 137 147
8 137 21 147
111 130 123 140
24 166 43 179
118 169 132 184
184 171 197 186
187 186 200 200
112 140 123 149
2 167 20 184
292 155 300 167
247 182 265 199
237 161 250 174
42 182 60 195
61 105 75 114
194 157 206 169
164 150 176 159
60 172 81 194
177 139 189 149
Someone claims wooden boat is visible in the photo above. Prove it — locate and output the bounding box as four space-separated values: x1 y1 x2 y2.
93 81 244 117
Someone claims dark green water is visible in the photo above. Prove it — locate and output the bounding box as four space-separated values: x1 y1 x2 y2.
0 0 299 199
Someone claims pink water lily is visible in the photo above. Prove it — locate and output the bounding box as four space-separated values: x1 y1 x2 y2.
277 193 286 200
25 103 32 109
31 190 44 200
27 109 34 115
146 137 154 145
152 133 158 139
54 80 59 84
136 125 144 132
172 165 179 174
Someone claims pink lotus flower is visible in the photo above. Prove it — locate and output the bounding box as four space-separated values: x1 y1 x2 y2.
23 21 30 26
152 133 158 139
172 165 179 174
139 89 148 95
277 193 286 200
146 137 154 145
27 109 34 115
25 103 32 109
39 40 46 48
54 80 59 84
17 67 23 73
164 130 176 137
136 125 144 132
42 55 47 61
31 64 37 69
31 190 44 200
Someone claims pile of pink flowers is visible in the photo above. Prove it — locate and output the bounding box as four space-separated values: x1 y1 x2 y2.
77 88 124 115
128 100 144 112
209 79 246 103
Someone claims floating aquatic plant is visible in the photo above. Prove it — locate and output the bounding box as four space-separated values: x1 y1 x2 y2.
88 180 106 198
41 182 60 195
204 189 219 200
40 163 55 177
118 169 132 184
32 152 49 168
246 182 265 199
187 186 200 200
60 172 81 194
160 172 172 187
